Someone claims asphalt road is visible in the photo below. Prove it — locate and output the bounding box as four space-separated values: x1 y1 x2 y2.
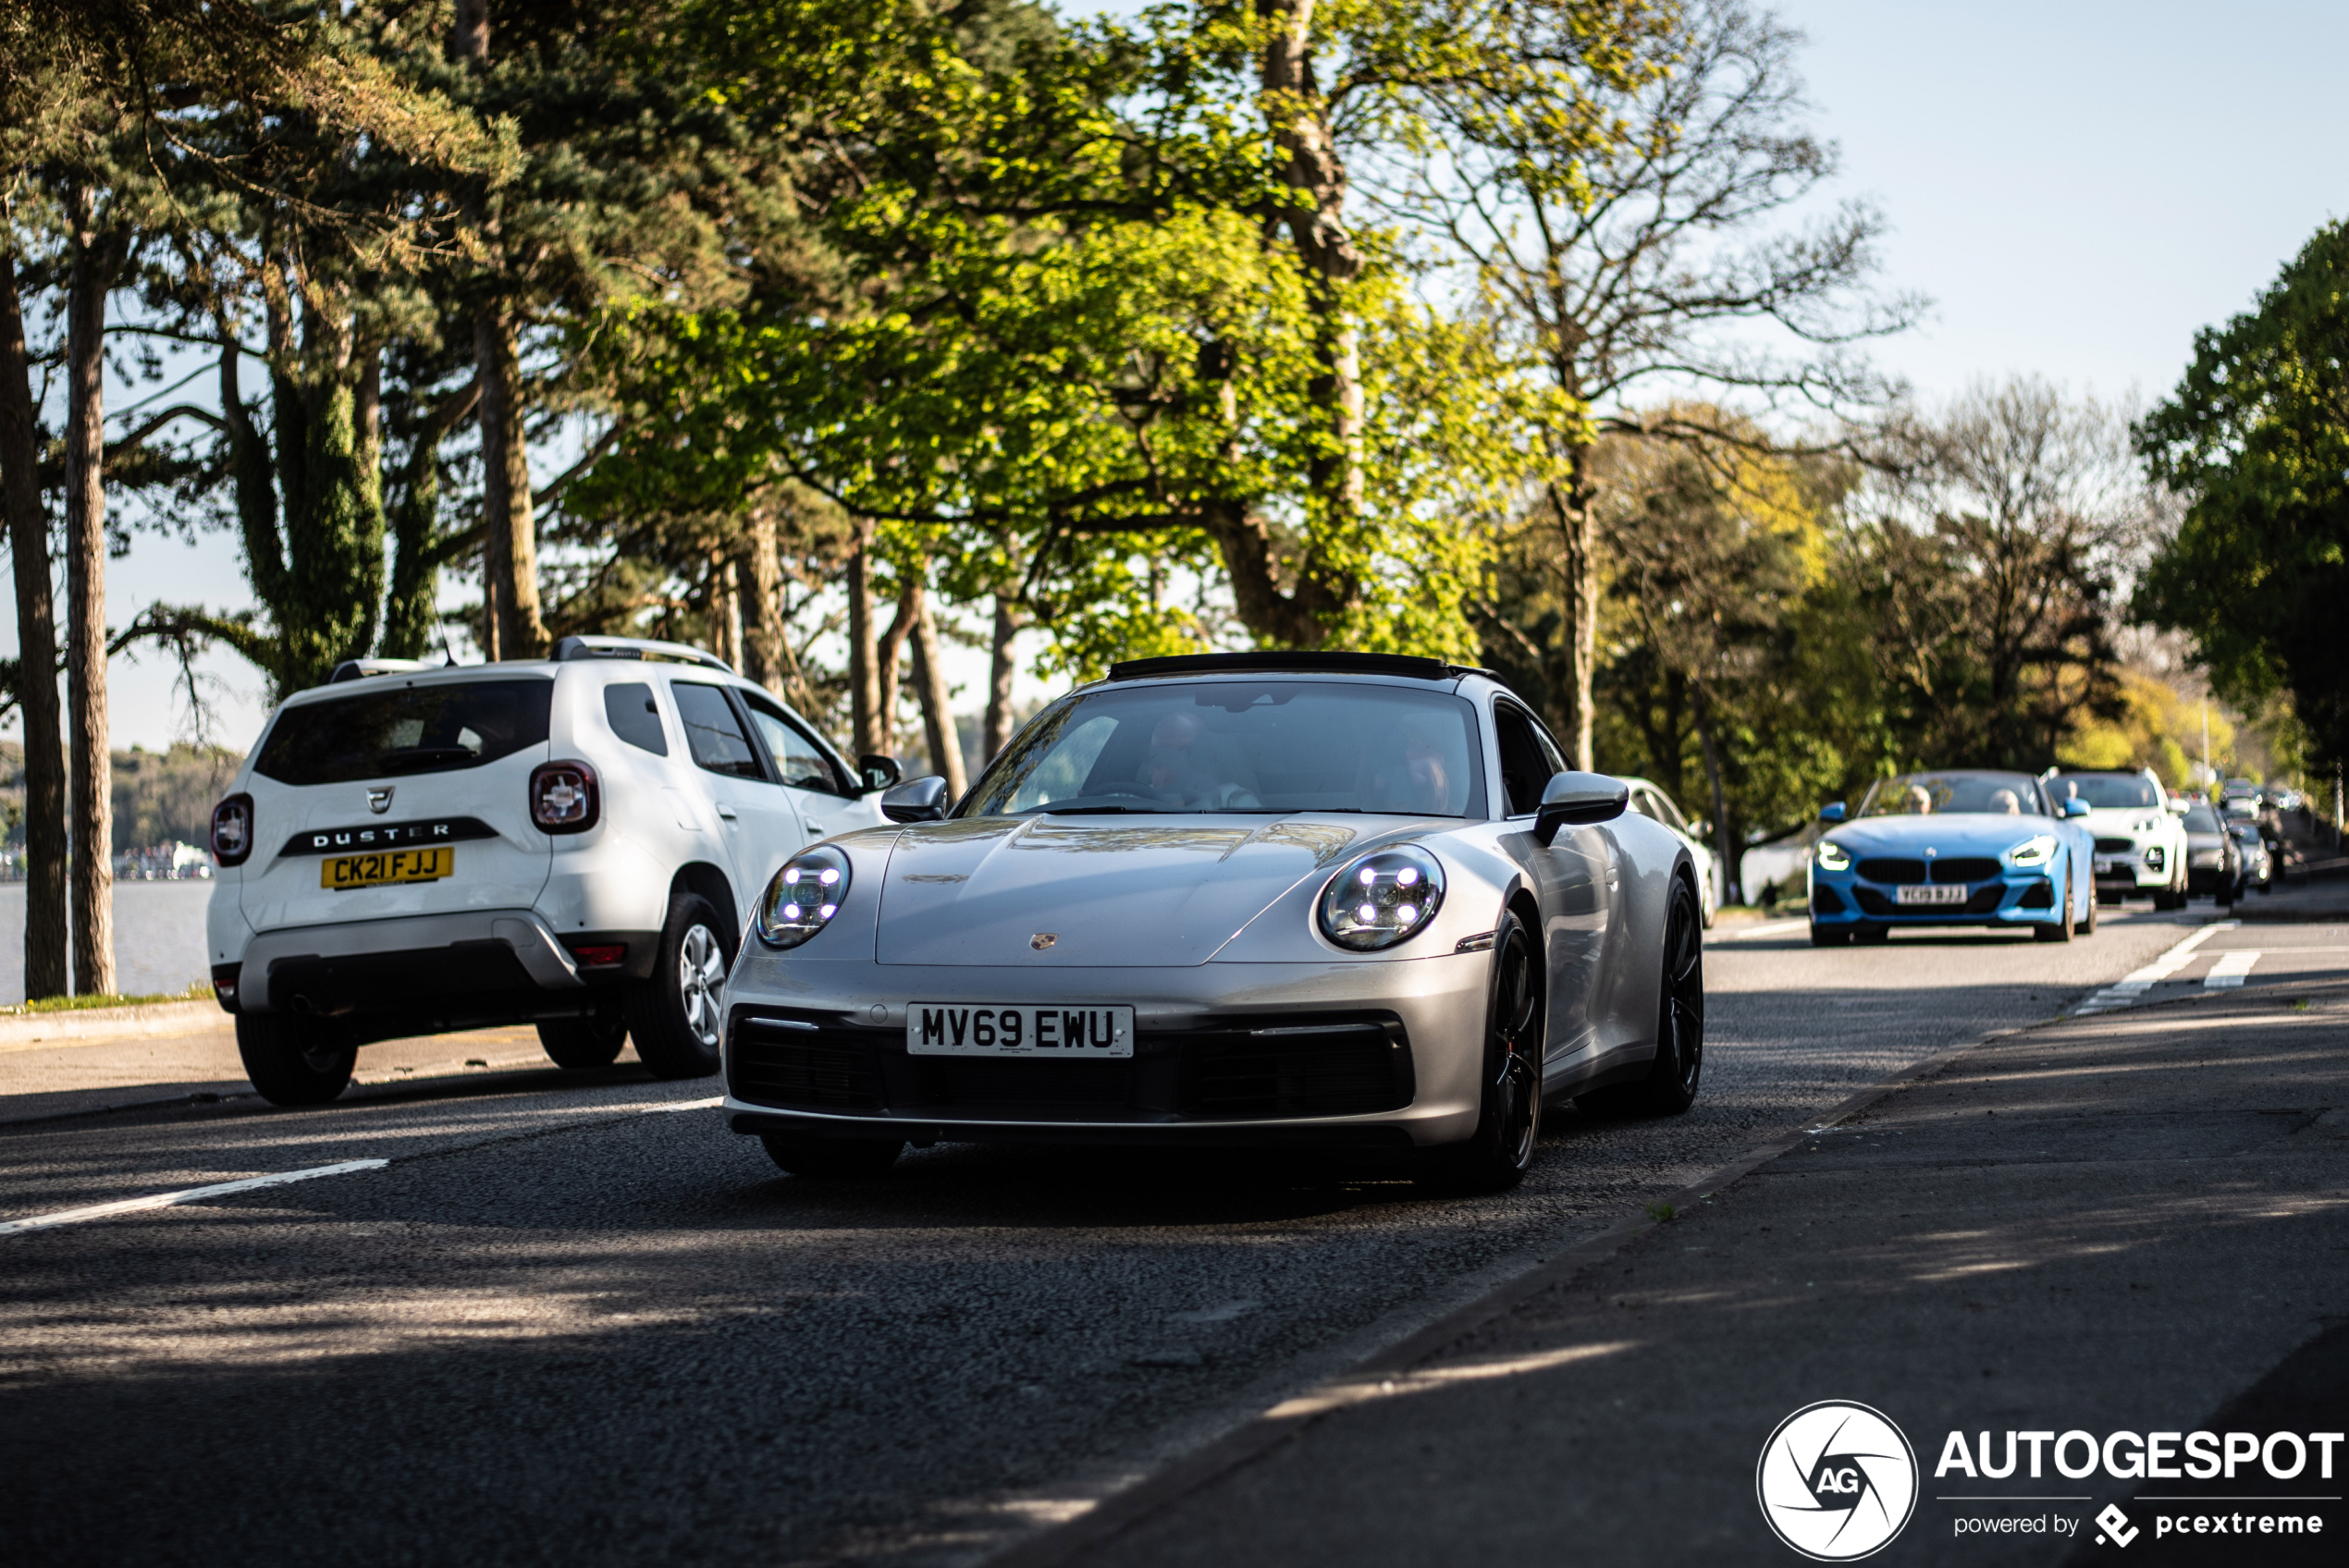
0 905 2269 1567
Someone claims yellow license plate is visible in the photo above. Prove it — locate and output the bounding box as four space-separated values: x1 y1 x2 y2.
320 847 455 890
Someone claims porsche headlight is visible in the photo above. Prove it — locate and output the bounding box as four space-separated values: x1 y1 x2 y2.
1814 839 1851 872
756 845 851 949
1318 846 1445 951
2008 834 2058 868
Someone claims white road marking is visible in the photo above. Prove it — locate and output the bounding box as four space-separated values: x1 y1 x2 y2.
2204 950 2260 989
2074 922 2238 1014
0 1159 389 1239
1711 918 1810 943
645 1096 725 1113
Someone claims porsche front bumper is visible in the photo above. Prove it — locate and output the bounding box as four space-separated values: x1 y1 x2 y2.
718 952 1496 1148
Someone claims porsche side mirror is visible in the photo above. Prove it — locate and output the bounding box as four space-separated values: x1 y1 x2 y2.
1819 802 1848 824
880 775 950 824
2063 798 2092 819
858 753 904 793
1534 772 1628 847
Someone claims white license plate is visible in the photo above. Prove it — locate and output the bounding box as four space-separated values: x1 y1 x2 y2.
2095 860 2118 876
1895 884 1966 906
907 1003 1134 1059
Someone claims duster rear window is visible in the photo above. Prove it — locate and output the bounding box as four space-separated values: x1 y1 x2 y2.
253 680 553 785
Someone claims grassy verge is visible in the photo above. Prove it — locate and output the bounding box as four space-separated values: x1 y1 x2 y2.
0 982 215 1017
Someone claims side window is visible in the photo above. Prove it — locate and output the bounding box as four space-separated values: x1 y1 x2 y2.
1493 704 1557 817
603 681 668 756
671 682 763 779
1649 789 1690 833
741 692 847 795
1627 789 1660 822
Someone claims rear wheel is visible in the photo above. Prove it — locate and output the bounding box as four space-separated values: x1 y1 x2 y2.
626 893 731 1079
537 1011 628 1071
1420 911 1543 1193
1578 878 1704 1119
235 1013 356 1107
760 1133 904 1178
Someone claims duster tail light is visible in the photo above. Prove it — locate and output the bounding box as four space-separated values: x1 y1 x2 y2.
212 793 254 866
530 760 600 833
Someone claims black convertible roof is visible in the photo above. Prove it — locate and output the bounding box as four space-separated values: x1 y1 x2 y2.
1105 651 1497 682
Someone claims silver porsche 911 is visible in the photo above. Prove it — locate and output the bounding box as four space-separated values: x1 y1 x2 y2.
718 653 1705 1191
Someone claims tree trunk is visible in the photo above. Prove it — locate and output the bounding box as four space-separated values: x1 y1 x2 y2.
874 574 918 758
739 504 786 697
476 307 544 659
908 594 968 798
982 593 1023 762
0 251 68 1000
713 553 744 671
1689 677 1736 904
846 519 879 757
1549 469 1599 771
63 188 118 996
1260 0 1365 529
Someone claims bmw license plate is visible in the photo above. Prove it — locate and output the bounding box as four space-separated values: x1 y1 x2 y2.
907 1003 1134 1059
320 847 454 890
1894 884 1965 906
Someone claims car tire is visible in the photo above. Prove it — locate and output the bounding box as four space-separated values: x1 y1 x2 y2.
2034 870 2076 943
1628 876 1705 1116
1420 909 1543 1193
537 1011 629 1071
1809 922 1849 947
235 1012 357 1107
760 1133 904 1177
626 893 732 1080
2080 882 2097 936
1852 922 1889 944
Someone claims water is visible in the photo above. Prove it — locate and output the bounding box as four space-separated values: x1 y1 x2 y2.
0 882 216 1003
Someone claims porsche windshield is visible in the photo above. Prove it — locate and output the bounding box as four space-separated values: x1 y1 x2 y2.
963 681 1486 817
1856 771 2049 818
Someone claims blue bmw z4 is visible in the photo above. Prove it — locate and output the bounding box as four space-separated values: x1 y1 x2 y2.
1806 770 2098 946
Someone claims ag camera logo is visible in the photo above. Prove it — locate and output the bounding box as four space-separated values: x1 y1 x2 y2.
1757 1401 1919 1560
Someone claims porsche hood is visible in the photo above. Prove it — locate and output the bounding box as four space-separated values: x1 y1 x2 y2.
873 815 1378 966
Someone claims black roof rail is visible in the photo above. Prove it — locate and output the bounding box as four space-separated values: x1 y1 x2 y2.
1104 651 1495 682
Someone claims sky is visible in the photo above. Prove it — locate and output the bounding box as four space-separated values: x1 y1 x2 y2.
8 0 2345 754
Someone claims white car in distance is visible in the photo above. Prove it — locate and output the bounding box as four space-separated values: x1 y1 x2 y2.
1617 777 1720 925
205 636 895 1105
2047 767 2189 910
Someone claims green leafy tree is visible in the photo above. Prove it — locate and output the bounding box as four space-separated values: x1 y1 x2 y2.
2136 219 2349 766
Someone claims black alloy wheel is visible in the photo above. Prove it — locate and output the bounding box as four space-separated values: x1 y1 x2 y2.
235 1012 357 1107
2034 868 2076 943
626 892 732 1079
1629 876 1705 1115
760 1133 904 1178
1420 910 1543 1193
537 1009 629 1070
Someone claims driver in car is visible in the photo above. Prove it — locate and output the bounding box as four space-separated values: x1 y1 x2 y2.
1144 712 1261 809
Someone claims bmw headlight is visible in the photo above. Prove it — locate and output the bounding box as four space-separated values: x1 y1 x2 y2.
756 845 851 949
2008 834 2058 868
1318 846 1445 951
1814 839 1851 872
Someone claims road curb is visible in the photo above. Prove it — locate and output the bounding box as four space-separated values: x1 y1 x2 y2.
0 1000 229 1052
982 1007 2091 1568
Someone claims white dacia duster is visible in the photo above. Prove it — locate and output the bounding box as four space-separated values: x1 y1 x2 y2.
205 636 899 1104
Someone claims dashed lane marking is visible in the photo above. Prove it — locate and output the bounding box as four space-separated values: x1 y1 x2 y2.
2073 921 2236 1014
2204 950 2260 988
1 1096 728 1238
0 1159 389 1238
